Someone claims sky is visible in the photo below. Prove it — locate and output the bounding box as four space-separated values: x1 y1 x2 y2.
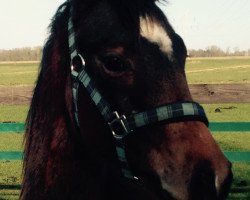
1 0 250 51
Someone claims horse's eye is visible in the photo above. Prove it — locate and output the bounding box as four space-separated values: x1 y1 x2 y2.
101 55 128 73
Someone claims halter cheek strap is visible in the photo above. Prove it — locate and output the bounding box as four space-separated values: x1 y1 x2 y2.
67 6 209 180
68 7 135 178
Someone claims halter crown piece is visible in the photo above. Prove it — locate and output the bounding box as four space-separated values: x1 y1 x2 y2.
67 5 209 180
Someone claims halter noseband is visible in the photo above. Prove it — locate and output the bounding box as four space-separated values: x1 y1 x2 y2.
67 5 209 179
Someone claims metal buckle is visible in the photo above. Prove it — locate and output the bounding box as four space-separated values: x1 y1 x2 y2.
71 54 85 72
108 112 130 139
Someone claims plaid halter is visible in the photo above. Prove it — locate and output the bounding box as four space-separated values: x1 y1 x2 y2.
67 6 209 179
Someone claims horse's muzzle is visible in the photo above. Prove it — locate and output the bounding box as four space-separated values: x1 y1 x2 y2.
188 160 233 200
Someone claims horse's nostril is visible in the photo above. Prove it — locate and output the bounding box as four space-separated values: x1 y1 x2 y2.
188 160 217 200
162 189 176 200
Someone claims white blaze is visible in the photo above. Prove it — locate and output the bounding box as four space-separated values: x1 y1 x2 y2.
140 15 173 60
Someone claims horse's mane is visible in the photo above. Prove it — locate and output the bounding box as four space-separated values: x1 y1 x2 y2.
21 2 80 197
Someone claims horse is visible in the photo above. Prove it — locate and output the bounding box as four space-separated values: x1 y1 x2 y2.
20 0 233 199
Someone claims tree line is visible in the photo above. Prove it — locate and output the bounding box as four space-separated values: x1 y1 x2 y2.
0 47 42 61
189 46 250 57
0 45 249 61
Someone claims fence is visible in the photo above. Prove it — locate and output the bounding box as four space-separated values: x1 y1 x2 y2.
0 122 250 162
1 121 250 199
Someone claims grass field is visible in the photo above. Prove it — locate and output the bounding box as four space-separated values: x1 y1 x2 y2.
0 57 250 85
0 62 39 86
186 57 250 84
0 106 28 122
0 58 250 199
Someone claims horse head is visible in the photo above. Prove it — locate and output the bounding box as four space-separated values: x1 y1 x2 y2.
21 0 232 199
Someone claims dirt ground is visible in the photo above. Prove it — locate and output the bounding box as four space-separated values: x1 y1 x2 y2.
0 85 33 105
0 84 250 105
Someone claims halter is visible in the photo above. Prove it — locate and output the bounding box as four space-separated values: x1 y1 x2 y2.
67 6 209 180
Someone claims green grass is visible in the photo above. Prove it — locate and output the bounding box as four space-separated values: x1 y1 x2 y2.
186 57 250 84
0 193 20 200
229 163 250 200
202 103 250 122
0 106 28 123
0 161 22 185
186 57 250 70
233 163 250 186
213 133 250 151
0 62 39 85
0 161 22 200
0 134 23 199
0 134 23 151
